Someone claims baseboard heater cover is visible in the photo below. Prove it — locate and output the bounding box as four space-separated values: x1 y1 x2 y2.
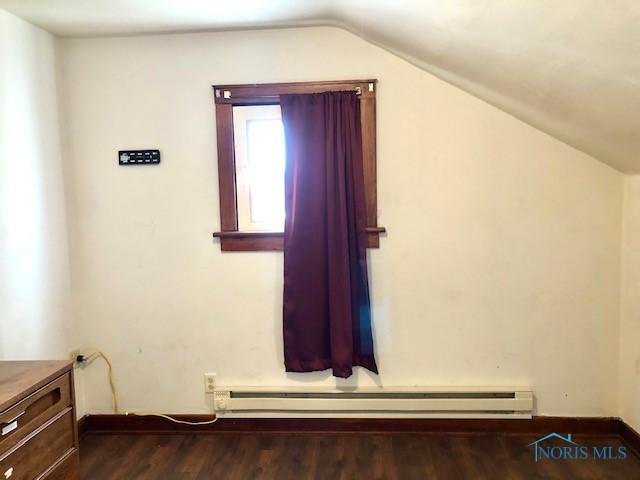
213 387 533 419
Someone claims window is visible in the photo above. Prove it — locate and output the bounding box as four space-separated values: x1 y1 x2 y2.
212 80 383 251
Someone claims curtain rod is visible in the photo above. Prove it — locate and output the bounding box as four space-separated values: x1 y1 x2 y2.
217 86 363 100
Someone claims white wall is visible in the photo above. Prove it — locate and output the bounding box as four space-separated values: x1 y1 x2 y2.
620 176 640 432
0 10 74 359
58 27 624 416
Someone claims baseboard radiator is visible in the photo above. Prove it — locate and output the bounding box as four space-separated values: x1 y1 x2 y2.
213 386 533 419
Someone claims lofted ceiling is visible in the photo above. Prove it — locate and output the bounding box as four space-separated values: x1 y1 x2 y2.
2 0 639 172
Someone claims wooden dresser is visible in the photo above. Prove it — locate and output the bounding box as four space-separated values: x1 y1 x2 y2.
0 361 79 480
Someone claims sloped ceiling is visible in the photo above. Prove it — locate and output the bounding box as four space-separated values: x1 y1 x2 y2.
2 0 638 172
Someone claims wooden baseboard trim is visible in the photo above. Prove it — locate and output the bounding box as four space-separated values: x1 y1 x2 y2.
78 414 624 436
619 420 640 458
77 414 88 439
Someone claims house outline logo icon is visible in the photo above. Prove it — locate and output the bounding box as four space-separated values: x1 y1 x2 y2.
527 433 628 462
527 433 579 462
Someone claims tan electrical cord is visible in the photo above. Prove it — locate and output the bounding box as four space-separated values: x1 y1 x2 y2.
83 351 118 413
81 351 217 426
123 412 218 425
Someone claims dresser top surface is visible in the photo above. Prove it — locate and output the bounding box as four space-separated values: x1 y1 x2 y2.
0 361 72 412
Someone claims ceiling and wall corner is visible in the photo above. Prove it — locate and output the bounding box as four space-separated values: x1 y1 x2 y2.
0 0 638 172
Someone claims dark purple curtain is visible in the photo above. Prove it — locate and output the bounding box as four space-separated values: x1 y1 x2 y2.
281 91 378 378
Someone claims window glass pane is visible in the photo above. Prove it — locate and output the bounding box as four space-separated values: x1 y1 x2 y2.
232 105 285 231
246 119 285 228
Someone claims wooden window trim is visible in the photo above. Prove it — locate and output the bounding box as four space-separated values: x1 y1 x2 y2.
212 79 384 252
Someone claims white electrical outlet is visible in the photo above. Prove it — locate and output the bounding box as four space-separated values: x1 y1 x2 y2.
204 373 216 393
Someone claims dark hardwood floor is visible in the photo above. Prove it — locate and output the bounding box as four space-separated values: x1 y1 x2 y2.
80 433 640 479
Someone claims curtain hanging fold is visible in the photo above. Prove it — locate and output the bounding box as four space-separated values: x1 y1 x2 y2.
281 91 378 378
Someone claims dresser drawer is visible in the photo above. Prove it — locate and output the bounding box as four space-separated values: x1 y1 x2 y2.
41 450 79 480
0 373 72 454
0 409 74 480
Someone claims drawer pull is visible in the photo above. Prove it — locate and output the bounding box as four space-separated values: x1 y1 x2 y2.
3 467 13 479
1 421 17 436
1 411 24 436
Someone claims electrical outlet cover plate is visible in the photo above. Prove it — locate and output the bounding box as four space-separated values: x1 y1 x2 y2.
204 373 216 393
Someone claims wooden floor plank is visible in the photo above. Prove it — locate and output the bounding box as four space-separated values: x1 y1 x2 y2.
80 432 640 479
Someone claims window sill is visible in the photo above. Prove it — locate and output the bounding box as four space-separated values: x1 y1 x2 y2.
212 227 386 252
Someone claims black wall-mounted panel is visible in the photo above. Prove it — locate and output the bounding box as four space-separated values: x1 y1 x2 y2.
119 150 160 165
